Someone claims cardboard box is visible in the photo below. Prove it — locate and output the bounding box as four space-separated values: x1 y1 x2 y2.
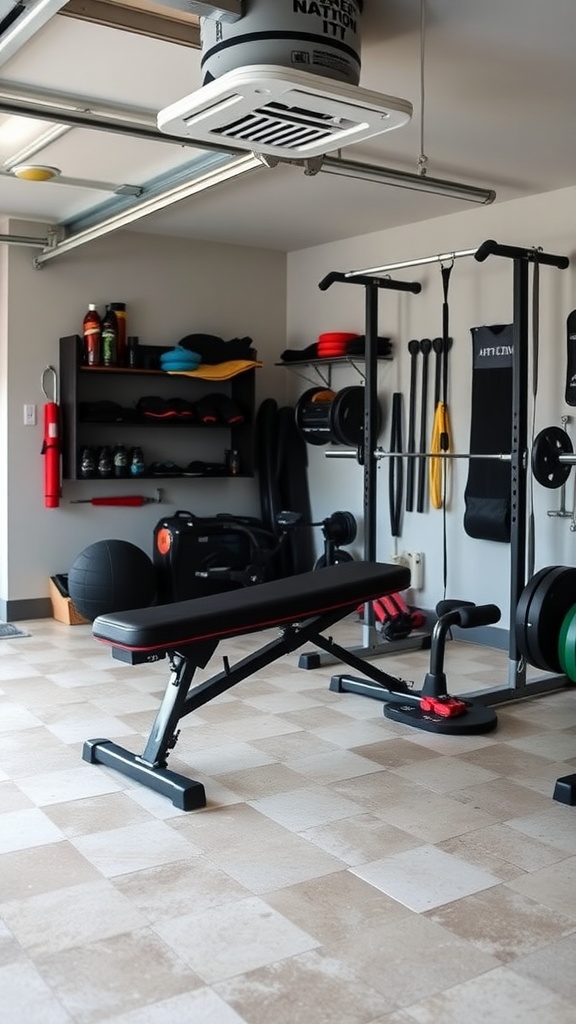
49 575 90 626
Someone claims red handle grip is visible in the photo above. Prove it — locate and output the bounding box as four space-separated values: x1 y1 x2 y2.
90 496 146 506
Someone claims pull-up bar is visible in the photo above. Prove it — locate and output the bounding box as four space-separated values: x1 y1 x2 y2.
346 248 478 278
346 239 570 279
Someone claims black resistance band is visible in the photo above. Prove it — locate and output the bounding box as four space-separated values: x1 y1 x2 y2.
406 339 420 511
389 392 404 538
416 338 432 512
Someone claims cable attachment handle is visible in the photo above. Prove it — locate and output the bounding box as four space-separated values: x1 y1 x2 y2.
41 365 58 404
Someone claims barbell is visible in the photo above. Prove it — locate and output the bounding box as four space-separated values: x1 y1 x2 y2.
325 424 574 491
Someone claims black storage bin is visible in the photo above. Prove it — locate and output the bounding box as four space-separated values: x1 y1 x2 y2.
153 510 278 602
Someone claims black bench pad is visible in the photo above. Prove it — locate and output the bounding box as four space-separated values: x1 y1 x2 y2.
93 560 409 653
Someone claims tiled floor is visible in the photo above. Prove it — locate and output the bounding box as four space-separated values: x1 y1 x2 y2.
2 614 576 1023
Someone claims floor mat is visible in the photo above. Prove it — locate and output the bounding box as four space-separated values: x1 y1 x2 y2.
0 623 30 638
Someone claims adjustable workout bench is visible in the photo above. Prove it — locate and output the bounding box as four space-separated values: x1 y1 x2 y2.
83 560 497 810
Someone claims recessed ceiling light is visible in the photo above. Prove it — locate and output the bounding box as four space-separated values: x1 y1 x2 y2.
12 164 61 182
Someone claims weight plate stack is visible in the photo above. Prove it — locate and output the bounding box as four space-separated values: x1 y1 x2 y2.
516 565 576 672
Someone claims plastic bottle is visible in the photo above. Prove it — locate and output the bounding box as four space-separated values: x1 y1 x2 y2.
101 305 118 366
110 302 127 366
83 304 101 366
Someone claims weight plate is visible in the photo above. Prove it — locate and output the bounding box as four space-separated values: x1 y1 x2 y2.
329 386 383 448
558 603 576 681
314 549 354 570
515 565 557 668
323 510 357 546
524 565 576 672
329 386 365 447
532 426 573 489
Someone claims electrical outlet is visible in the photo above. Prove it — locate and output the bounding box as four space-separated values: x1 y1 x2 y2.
23 403 36 426
389 553 410 569
406 551 424 590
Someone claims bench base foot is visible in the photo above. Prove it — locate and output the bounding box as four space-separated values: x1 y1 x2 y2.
82 738 207 810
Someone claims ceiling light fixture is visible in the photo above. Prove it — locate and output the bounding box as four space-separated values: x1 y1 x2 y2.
33 152 260 267
12 163 60 181
318 156 495 205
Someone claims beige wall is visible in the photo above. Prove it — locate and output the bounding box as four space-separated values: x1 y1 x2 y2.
1 223 287 612
287 185 576 625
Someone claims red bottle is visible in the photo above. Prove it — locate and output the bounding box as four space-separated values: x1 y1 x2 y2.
83 304 101 366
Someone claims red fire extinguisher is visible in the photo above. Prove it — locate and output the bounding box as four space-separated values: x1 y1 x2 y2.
41 366 61 509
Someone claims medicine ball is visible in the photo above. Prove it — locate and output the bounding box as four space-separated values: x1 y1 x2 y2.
68 539 157 621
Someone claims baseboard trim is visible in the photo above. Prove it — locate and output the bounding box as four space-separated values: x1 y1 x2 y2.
1 597 52 621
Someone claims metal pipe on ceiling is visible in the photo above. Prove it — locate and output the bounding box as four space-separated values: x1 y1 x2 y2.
0 233 49 247
0 91 245 154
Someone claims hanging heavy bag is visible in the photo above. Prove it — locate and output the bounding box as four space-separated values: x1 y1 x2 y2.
463 324 513 542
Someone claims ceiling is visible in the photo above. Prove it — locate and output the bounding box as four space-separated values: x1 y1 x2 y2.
0 0 575 256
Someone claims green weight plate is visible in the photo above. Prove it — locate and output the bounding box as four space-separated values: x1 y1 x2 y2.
532 426 573 489
515 565 557 668
559 603 576 682
525 565 576 672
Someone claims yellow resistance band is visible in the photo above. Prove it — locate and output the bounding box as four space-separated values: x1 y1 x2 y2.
429 401 451 509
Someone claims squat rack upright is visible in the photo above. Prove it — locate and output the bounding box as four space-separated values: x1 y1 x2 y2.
320 239 572 707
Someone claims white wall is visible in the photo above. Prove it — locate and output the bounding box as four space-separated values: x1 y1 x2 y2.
287 185 576 626
2 223 287 608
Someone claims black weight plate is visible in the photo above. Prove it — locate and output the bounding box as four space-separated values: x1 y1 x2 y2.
532 426 573 489
525 565 576 672
515 565 557 668
323 510 357 546
314 549 354 570
329 386 365 447
330 386 383 448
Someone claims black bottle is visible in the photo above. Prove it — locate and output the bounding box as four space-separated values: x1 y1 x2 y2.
101 306 118 366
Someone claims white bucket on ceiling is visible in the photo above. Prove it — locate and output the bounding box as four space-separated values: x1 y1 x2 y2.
200 0 363 86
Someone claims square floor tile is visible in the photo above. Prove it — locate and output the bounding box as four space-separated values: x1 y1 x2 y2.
351 844 501 911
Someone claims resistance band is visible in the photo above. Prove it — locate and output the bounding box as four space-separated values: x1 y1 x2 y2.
405 339 420 511
429 262 453 509
463 324 513 543
389 392 404 537
416 338 432 512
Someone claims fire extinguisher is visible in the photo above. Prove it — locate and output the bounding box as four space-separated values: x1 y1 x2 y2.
41 365 61 509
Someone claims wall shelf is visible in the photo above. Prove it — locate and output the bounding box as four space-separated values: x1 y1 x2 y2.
60 335 256 481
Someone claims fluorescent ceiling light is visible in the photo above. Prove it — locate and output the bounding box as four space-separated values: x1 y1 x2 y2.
4 123 72 169
0 114 51 150
319 156 496 205
34 152 260 267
